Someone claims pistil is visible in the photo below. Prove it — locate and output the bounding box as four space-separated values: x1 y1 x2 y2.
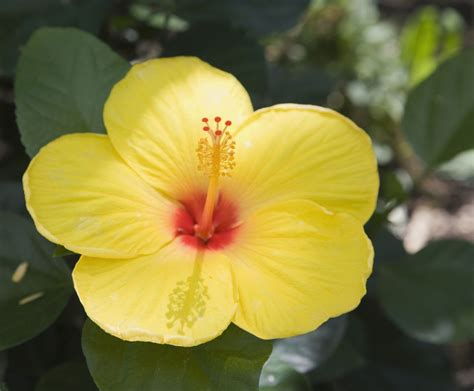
195 116 235 241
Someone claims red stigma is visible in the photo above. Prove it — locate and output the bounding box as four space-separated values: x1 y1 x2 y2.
202 117 209 123
225 120 232 126
203 126 210 131
214 116 221 123
215 130 223 136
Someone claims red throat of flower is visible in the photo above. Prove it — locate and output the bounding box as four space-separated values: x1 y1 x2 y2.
174 116 239 250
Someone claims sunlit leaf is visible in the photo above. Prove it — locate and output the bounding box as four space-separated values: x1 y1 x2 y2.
400 6 464 87
400 6 440 87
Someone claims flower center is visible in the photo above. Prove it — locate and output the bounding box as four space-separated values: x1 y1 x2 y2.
174 192 240 250
193 116 236 242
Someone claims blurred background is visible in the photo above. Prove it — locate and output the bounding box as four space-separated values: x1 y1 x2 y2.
0 0 473 390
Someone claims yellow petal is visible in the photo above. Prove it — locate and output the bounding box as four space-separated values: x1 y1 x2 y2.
225 104 379 223
73 241 237 346
104 57 253 198
228 199 373 340
24 134 176 258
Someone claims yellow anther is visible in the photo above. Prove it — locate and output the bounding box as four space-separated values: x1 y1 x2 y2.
196 120 235 177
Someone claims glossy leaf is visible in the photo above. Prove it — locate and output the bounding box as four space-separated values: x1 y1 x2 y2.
260 363 311 391
402 48 474 166
262 317 346 375
82 320 272 391
0 212 72 350
15 27 130 157
309 317 368 383
377 240 474 343
331 307 456 391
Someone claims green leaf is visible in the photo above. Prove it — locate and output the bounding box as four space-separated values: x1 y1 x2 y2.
173 0 309 37
35 362 97 391
165 23 266 102
262 317 346 376
377 240 474 344
52 245 75 258
0 0 113 76
0 352 6 379
259 363 311 391
0 211 72 350
82 319 272 391
0 182 26 215
309 317 368 383
15 27 130 157
402 48 474 166
400 6 464 87
332 309 456 391
400 6 440 87
268 64 334 105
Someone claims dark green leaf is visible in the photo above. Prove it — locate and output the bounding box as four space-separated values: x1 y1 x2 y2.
268 64 334 105
221 0 310 37
0 0 113 76
52 245 75 258
372 229 407 265
174 0 309 37
35 361 97 391
377 240 474 343
331 310 456 391
82 319 272 391
263 317 346 376
0 182 26 215
309 317 368 383
0 212 72 350
379 171 407 205
402 48 474 166
0 352 6 379
15 27 130 157
165 23 266 103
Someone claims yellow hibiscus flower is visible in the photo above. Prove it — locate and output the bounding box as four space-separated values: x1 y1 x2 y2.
23 57 378 347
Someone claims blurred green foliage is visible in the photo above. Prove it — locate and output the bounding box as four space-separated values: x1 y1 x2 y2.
0 0 473 390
